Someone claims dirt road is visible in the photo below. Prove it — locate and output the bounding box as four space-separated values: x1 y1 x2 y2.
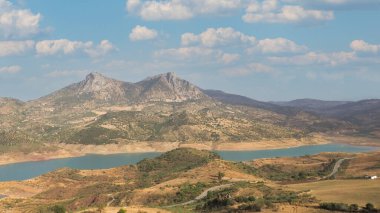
167 183 233 207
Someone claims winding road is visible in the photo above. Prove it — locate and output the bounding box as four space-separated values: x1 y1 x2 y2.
167 183 233 207
324 158 352 179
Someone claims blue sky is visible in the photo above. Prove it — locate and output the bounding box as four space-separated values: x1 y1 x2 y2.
0 0 380 101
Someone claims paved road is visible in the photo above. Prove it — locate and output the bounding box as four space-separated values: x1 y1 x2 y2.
167 183 233 207
324 158 352 179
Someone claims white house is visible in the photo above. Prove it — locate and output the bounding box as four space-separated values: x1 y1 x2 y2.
370 176 378 180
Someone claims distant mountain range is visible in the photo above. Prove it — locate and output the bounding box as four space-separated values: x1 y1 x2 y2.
0 72 379 150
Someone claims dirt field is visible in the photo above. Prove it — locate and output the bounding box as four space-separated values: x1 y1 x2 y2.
285 179 380 207
76 206 171 213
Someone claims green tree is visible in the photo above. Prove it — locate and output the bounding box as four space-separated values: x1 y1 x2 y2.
365 203 376 212
349 204 359 212
50 205 66 213
117 209 127 213
218 172 225 181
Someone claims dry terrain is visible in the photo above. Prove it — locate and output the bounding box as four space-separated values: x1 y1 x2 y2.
0 149 379 212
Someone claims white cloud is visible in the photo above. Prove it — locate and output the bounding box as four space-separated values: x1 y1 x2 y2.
0 0 41 37
181 27 304 55
220 53 240 64
0 65 21 74
250 37 307 53
181 27 256 47
269 51 356 66
126 0 141 11
283 0 380 9
138 1 193 20
35 39 115 57
221 63 274 76
0 40 34 57
129 25 158 41
155 45 238 65
155 46 217 60
84 40 115 57
350 40 380 53
36 39 93 55
126 0 242 21
243 0 334 24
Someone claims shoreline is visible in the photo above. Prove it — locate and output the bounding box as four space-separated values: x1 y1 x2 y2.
0 138 329 166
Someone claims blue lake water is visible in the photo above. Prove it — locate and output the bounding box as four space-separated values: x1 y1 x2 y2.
0 144 376 182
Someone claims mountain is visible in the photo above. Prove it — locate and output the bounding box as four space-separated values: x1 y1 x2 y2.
320 99 380 136
272 99 351 112
271 99 380 137
0 72 379 149
136 72 207 102
203 89 298 115
31 72 207 109
0 97 24 115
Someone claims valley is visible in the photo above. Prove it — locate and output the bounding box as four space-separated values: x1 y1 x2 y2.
1 72 380 212
0 148 379 212
1 72 379 166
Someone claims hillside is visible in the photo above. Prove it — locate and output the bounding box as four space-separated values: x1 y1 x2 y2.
271 99 380 137
0 148 379 212
0 72 379 153
272 99 350 112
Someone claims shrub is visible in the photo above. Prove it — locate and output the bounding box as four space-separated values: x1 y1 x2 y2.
217 172 225 181
117 209 126 213
235 196 256 203
49 205 66 213
238 203 261 212
319 202 350 211
349 204 359 212
364 203 377 212
202 198 234 210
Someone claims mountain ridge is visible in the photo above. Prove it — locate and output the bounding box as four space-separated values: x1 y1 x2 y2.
0 72 379 148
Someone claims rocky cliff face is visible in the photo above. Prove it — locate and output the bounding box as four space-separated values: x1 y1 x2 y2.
136 72 206 102
32 72 208 108
77 72 129 101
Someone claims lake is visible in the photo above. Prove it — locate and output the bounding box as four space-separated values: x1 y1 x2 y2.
0 144 376 182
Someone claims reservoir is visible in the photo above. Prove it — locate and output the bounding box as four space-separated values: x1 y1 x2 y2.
0 143 375 182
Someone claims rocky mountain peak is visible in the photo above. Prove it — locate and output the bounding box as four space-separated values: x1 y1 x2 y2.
137 72 207 102
80 72 121 93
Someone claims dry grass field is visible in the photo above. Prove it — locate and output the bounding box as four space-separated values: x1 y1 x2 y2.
285 179 380 207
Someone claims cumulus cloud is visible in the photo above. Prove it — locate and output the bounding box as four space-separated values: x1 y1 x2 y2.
283 0 380 9
84 40 116 57
129 25 158 41
243 0 334 24
220 53 240 64
155 46 217 60
154 46 239 64
36 39 115 57
0 0 42 37
125 0 242 21
180 27 305 55
36 39 93 55
181 27 255 47
0 65 21 74
0 40 34 57
269 51 356 66
250 37 307 53
221 63 274 76
350 40 380 53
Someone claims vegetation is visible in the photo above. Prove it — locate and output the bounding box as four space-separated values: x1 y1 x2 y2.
117 209 126 213
319 202 378 212
173 182 207 203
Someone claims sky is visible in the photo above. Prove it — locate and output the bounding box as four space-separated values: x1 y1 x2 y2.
0 0 380 102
